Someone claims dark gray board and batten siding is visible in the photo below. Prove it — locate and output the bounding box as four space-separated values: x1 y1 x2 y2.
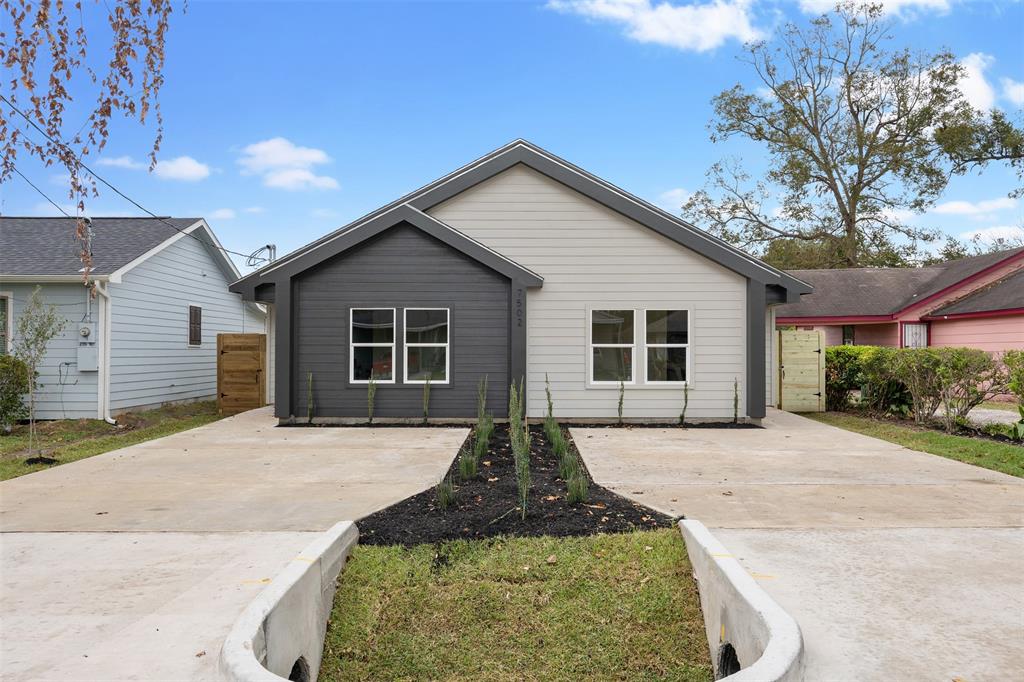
291 223 511 418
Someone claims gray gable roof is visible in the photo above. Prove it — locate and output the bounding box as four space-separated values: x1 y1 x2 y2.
1 216 200 276
928 267 1024 317
778 247 1024 318
232 140 812 299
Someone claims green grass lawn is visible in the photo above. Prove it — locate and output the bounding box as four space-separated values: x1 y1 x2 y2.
321 529 712 682
807 412 1024 478
0 401 222 481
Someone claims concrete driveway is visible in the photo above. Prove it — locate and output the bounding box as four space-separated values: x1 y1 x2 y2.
0 408 465 681
573 409 1024 680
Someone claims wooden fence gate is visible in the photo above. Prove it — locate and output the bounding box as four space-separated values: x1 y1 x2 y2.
776 329 825 412
217 333 266 415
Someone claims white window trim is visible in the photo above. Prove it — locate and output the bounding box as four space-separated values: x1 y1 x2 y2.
187 303 202 348
0 291 12 356
403 307 450 385
642 308 691 386
349 307 397 384
587 307 638 386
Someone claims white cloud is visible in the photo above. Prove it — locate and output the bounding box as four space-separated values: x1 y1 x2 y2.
959 52 996 112
243 206 266 214
798 0 950 16
932 197 1017 216
656 187 690 212
264 168 340 191
153 156 210 182
959 225 1024 244
97 155 146 170
547 0 764 53
238 137 338 191
208 208 236 220
1001 77 1024 107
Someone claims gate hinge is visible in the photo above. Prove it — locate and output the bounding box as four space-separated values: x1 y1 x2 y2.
814 392 822 397
814 348 822 353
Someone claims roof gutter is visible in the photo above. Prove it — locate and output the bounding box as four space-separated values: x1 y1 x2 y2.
921 307 1024 321
0 275 109 283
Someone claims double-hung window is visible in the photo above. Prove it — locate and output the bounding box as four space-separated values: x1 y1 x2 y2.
405 308 449 384
350 308 395 383
645 310 688 383
590 309 635 383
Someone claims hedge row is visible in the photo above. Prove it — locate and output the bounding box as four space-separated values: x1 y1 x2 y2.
825 345 1023 433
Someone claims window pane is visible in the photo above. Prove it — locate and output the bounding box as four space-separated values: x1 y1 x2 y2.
352 346 393 381
407 346 447 382
406 309 448 344
352 309 394 343
647 346 687 382
591 310 634 344
646 310 688 345
592 347 632 382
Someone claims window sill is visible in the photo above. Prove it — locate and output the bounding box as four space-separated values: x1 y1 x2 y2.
585 382 692 390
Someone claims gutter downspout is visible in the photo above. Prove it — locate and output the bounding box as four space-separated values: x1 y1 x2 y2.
94 282 116 425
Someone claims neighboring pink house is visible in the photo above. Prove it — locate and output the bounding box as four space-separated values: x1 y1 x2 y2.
775 247 1024 351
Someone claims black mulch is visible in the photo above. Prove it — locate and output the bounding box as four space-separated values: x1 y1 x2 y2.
357 424 676 547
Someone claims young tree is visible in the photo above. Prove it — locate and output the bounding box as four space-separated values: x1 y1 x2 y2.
1 0 176 277
682 2 974 268
14 287 68 460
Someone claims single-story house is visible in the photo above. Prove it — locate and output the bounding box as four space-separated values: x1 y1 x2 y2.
0 217 266 420
230 139 811 423
776 247 1024 351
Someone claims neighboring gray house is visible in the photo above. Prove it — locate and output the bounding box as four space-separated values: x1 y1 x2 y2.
231 140 811 423
0 217 266 420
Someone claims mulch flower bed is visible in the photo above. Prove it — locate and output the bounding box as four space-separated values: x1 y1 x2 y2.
358 424 675 546
566 421 761 429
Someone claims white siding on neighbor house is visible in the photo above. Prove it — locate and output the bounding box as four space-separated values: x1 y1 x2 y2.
1 284 98 419
766 305 776 407
265 304 275 404
108 234 264 412
429 164 748 419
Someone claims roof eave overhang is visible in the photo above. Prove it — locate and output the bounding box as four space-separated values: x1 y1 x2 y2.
922 307 1024 321
232 140 807 298
0 274 109 283
230 204 543 301
775 314 895 325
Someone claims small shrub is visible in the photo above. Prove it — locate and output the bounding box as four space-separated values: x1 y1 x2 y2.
0 355 30 432
477 374 489 422
458 444 477 480
545 372 554 419
435 476 456 510
733 377 739 423
566 468 589 504
366 377 376 425
1003 350 1024 405
422 377 431 424
509 379 530 519
473 416 493 462
617 379 625 425
679 383 689 426
558 447 578 481
307 372 315 424
934 347 1008 433
889 348 944 424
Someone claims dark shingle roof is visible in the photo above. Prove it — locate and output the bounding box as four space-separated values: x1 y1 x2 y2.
928 268 1024 316
777 247 1024 318
0 216 200 276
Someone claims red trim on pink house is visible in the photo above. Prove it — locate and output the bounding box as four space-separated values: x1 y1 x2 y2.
899 249 1024 317
922 307 1024 321
775 314 894 324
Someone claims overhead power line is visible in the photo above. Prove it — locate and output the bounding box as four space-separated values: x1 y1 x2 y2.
1 94 267 264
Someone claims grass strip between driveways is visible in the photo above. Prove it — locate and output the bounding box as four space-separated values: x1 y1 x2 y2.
320 528 712 682
807 412 1023 478
0 401 222 481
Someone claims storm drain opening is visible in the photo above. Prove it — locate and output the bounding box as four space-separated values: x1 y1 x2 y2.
716 642 741 679
288 657 310 682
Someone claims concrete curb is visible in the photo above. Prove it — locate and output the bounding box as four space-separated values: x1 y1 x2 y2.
219 521 359 682
679 520 804 681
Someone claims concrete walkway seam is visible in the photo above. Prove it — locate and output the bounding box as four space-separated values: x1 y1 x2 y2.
219 520 359 682
679 520 804 681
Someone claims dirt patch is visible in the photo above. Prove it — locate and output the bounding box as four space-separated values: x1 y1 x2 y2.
358 424 675 546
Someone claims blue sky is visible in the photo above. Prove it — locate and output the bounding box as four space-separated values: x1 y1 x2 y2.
3 0 1023 273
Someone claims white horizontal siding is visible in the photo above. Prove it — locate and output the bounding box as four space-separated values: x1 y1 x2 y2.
0 284 98 419
429 164 747 419
108 234 264 412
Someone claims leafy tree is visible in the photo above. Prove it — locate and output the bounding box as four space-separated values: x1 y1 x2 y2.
682 2 974 268
14 288 68 459
1 0 176 276
935 110 1024 198
921 230 1024 265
